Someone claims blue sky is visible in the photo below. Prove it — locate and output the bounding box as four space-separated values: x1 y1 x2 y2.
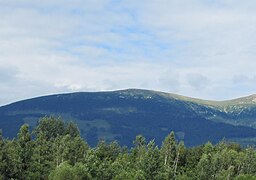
1 0 256 105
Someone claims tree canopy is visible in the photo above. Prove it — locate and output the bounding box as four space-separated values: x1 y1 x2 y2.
0 116 255 180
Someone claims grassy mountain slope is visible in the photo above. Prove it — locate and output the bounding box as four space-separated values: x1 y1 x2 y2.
1 89 256 147
167 92 256 128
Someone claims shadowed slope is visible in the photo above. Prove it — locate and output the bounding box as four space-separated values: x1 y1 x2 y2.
0 89 256 146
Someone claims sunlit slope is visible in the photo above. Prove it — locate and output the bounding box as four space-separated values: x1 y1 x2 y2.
159 92 256 128
0 89 256 147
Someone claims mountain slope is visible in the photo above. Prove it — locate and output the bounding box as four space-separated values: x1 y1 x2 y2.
169 93 256 128
1 89 256 147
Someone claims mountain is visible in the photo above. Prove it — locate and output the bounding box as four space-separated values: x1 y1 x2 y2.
1 89 256 147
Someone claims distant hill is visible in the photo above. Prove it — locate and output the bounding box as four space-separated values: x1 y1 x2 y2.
1 89 256 147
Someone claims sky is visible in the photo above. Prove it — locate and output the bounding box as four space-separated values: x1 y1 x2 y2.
1 0 256 105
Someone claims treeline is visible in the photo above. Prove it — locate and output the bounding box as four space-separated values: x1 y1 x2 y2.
0 117 256 180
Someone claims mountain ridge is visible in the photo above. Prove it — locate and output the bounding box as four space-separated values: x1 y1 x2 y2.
2 88 256 108
1 89 256 147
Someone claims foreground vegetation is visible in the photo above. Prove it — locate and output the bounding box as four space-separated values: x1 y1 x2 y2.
0 117 256 180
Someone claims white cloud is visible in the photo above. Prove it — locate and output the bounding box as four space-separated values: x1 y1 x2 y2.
1 0 256 105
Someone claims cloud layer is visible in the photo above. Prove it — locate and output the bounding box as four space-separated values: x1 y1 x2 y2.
1 0 256 105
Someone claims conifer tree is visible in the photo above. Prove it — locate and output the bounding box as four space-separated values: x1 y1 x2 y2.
1 139 21 179
35 116 65 141
17 124 33 179
0 117 256 179
65 121 80 138
132 135 147 163
141 140 163 180
0 130 4 177
29 131 54 179
161 131 177 178
161 131 177 167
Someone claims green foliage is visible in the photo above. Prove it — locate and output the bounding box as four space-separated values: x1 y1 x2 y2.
0 116 256 179
73 162 92 179
35 116 65 141
141 140 163 180
65 121 80 138
160 131 177 178
0 130 4 176
161 131 176 167
49 162 76 180
17 124 33 179
28 131 54 179
1 140 21 179
235 174 256 180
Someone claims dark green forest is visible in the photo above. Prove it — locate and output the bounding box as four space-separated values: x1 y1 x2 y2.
0 117 256 180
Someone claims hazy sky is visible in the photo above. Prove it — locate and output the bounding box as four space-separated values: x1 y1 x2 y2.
1 0 256 105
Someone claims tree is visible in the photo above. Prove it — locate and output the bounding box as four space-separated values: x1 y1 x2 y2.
65 121 80 138
53 134 88 167
235 174 256 180
67 136 89 165
161 132 177 178
132 135 147 163
241 147 256 174
95 140 121 162
173 141 186 177
1 119 256 179
161 132 177 167
141 140 163 180
0 130 4 177
34 116 65 141
196 153 212 179
93 140 122 179
49 162 76 180
73 162 92 180
82 149 100 178
1 139 21 179
53 135 71 167
28 131 54 179
17 124 33 179
111 153 135 179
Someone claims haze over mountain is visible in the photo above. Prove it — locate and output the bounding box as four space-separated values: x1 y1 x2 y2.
1 89 256 147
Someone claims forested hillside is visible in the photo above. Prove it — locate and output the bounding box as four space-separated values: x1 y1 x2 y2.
0 117 256 180
1 89 256 147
